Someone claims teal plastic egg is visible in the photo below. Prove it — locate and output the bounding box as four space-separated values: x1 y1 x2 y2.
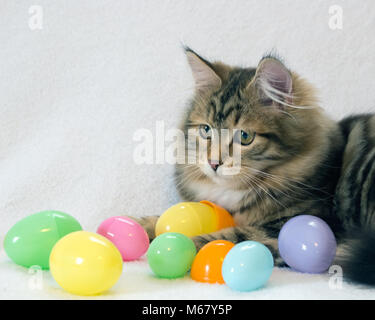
4 210 82 269
222 241 274 291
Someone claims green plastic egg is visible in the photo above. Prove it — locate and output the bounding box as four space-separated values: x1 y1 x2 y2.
147 232 197 279
4 210 82 269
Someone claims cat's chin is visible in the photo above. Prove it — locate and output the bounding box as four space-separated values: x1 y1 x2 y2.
187 178 247 213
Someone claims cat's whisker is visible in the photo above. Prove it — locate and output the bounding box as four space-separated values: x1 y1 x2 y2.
244 168 311 194
240 171 287 210
245 166 336 203
174 166 203 189
238 174 263 210
246 171 315 203
240 172 287 222
241 165 332 196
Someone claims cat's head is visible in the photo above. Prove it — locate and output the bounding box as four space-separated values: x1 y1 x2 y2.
177 47 334 193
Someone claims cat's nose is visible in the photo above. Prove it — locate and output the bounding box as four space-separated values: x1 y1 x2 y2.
208 159 221 171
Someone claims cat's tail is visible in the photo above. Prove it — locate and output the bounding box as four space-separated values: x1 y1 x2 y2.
335 227 375 285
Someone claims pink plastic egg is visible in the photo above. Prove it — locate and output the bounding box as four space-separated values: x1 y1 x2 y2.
97 216 149 261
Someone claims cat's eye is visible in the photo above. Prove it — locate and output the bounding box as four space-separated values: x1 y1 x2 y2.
199 124 212 139
234 130 255 146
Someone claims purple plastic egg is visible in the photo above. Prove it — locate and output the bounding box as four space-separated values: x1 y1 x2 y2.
278 215 337 273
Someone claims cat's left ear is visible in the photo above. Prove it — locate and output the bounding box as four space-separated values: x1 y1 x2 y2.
250 57 293 106
185 48 222 94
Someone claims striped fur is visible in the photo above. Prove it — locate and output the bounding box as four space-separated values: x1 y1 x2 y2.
334 114 375 229
333 114 375 285
135 49 375 284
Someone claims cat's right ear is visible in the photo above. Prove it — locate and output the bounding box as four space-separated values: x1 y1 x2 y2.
185 47 222 94
249 56 293 108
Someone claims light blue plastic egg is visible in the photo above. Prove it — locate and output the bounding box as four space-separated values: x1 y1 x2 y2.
222 241 274 291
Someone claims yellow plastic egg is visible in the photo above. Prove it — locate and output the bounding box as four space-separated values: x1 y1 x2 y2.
155 201 235 238
49 231 123 296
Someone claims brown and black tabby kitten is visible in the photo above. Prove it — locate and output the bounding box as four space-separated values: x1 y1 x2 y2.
137 48 375 285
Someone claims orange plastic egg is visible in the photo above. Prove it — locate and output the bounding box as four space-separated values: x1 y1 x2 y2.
191 240 235 284
200 201 236 230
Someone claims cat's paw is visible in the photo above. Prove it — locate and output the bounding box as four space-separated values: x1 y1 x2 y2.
274 256 288 268
128 215 159 242
191 235 210 251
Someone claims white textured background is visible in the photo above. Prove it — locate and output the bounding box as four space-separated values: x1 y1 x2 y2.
1 0 374 299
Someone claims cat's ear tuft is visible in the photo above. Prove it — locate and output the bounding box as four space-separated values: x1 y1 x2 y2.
253 57 293 106
185 47 222 94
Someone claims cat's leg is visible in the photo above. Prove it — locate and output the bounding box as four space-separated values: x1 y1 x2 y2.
192 225 286 267
130 215 159 241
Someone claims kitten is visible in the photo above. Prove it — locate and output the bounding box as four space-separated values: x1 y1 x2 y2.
136 48 375 285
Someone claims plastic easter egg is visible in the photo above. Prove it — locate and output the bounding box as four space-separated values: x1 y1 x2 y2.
200 201 236 230
3 210 82 269
155 202 216 237
278 215 337 273
49 231 123 296
147 232 196 279
222 241 274 292
191 240 235 284
97 216 149 261
155 201 235 238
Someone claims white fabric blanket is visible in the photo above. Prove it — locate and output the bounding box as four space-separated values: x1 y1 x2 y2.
1 0 375 299
0 252 374 300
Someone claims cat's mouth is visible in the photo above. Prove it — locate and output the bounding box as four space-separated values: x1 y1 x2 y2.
200 161 240 183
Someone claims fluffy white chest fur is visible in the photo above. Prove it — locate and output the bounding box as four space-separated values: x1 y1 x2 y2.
189 182 247 213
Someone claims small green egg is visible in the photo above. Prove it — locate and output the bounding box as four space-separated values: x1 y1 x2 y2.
147 232 197 279
4 210 82 269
